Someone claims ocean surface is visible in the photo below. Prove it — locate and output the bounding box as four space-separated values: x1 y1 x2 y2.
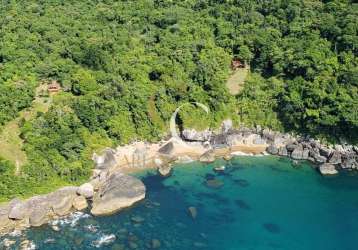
2 156 358 250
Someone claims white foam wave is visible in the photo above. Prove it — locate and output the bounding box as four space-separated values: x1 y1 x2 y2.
91 234 116 248
51 211 91 227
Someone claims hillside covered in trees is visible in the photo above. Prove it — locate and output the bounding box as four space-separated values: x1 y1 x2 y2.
0 0 357 200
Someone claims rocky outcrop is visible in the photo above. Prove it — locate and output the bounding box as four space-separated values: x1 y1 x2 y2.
91 172 146 216
92 148 117 170
319 163 338 175
182 128 212 142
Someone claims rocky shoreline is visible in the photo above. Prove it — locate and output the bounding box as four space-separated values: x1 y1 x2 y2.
1 120 357 239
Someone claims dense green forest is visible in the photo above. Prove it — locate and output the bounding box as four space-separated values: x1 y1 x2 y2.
0 0 357 200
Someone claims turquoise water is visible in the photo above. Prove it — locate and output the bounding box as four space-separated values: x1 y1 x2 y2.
2 156 358 250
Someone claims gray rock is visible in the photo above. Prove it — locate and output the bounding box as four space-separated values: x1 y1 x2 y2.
158 142 174 155
328 151 341 165
77 183 94 199
226 134 243 146
341 154 357 169
286 144 297 152
50 187 78 216
314 154 327 163
199 150 216 163
92 148 117 170
291 145 304 160
8 199 27 220
253 137 266 145
267 145 278 155
319 147 332 158
91 172 146 216
29 206 49 227
302 148 309 160
221 119 233 133
319 163 338 175
278 147 288 156
182 128 212 142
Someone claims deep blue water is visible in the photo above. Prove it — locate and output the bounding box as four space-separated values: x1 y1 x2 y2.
2 156 358 250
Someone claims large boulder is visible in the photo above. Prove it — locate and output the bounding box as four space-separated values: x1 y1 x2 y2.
77 183 94 199
328 151 342 165
286 143 297 152
341 154 357 169
302 148 310 160
91 172 146 216
8 199 27 220
50 187 78 216
291 145 304 160
29 206 49 227
319 163 338 175
278 147 288 156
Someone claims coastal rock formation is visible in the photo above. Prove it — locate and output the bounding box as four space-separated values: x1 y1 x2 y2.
91 172 146 216
182 128 212 142
72 196 88 211
319 163 338 175
77 183 94 198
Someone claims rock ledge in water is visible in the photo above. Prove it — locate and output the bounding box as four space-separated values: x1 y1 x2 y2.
91 172 146 216
319 163 338 175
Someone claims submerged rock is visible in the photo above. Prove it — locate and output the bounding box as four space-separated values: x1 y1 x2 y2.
263 223 280 234
188 206 197 219
205 179 224 188
91 172 146 216
131 215 145 223
150 239 161 249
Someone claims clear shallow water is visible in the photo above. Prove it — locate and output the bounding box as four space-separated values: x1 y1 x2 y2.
2 156 358 250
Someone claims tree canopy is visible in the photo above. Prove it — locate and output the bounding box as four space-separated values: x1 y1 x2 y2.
0 0 357 200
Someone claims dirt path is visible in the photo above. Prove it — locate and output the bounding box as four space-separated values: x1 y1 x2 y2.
0 84 52 173
226 66 250 95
